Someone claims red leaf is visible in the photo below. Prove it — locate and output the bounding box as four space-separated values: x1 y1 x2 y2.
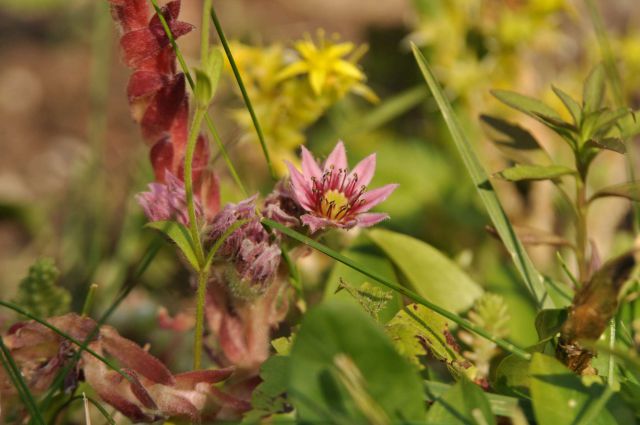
150 137 174 181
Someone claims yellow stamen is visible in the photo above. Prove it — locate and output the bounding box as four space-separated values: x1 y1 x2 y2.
320 190 349 219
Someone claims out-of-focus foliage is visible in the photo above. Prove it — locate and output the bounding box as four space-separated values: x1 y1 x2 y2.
13 258 70 318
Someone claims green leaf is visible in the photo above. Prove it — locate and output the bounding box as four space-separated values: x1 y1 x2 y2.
424 380 531 420
593 107 630 135
552 85 582 125
289 300 426 424
530 353 633 425
590 181 640 203
584 137 626 154
426 378 496 425
412 44 553 309
583 64 606 114
493 353 533 398
368 228 483 313
491 89 563 122
325 243 402 323
145 221 200 270
386 304 477 379
251 355 290 415
534 308 568 341
495 164 575 182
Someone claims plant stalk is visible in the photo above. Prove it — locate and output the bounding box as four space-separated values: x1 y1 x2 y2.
193 270 208 370
262 218 532 361
575 177 589 284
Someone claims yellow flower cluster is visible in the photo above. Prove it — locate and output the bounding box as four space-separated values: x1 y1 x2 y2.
228 31 377 174
409 0 570 111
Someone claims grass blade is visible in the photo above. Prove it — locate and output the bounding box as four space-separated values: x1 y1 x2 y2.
0 336 45 425
209 4 276 180
410 44 552 309
0 301 131 383
262 218 531 361
149 0 248 196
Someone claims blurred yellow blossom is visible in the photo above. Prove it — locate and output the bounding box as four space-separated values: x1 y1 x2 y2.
227 31 377 174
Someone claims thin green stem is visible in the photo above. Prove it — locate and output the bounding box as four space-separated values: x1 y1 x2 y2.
50 394 115 425
38 237 163 412
81 283 99 316
608 318 616 387
149 0 247 196
200 0 212 62
0 301 131 383
193 271 208 370
262 218 532 361
575 177 589 284
184 107 207 266
209 4 276 180
0 336 45 425
585 0 640 234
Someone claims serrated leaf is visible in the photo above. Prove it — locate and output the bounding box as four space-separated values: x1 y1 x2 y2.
584 137 626 154
146 221 199 270
530 353 632 425
386 304 477 379
289 300 426 424
251 355 290 414
495 164 575 182
426 378 496 425
480 115 541 151
552 86 582 125
368 228 483 312
325 243 402 323
590 181 640 203
583 64 606 114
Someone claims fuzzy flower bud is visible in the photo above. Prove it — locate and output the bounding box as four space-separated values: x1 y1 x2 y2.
136 171 202 226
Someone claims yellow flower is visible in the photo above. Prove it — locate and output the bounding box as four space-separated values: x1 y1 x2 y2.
276 31 374 100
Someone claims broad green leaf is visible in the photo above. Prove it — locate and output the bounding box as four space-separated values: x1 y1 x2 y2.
251 355 289 414
145 221 199 270
491 344 546 398
424 380 531 420
368 228 483 312
495 164 575 182
491 89 563 122
426 378 496 425
412 44 553 309
534 308 567 341
325 243 402 323
289 300 426 424
583 64 606 114
530 353 633 425
584 137 626 154
590 181 640 203
552 85 582 125
480 114 541 151
386 304 477 379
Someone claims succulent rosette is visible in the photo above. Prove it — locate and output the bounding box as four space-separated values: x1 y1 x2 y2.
286 141 398 232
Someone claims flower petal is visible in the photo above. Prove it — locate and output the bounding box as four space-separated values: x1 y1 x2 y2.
353 183 399 212
355 212 389 227
301 214 334 233
286 161 314 211
324 140 348 171
300 145 322 180
348 153 376 187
